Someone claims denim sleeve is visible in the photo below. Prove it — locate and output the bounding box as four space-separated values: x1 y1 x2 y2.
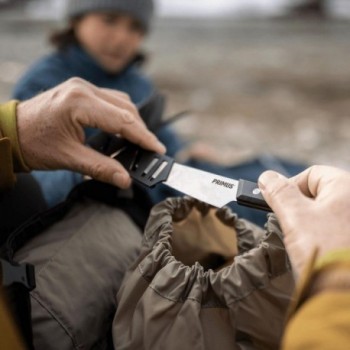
31 170 83 207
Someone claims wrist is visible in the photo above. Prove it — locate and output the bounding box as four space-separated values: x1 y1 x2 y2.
0 101 30 172
309 249 350 296
285 248 350 322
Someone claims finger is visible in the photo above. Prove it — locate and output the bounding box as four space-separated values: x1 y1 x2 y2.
68 143 132 188
96 88 145 125
78 98 166 154
291 165 348 198
289 167 314 197
258 170 312 222
78 78 131 101
73 79 144 125
66 78 143 124
118 116 166 153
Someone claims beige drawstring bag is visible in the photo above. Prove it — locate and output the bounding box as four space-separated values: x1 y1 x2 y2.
113 197 295 350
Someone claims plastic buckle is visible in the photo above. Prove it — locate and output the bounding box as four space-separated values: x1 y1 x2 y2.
115 144 174 188
1 259 36 291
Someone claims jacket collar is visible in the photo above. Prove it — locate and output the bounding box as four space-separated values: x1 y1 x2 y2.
62 44 131 83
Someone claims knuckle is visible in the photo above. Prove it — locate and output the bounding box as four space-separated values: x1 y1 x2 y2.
123 103 139 121
129 104 139 117
269 179 294 199
121 109 136 124
64 86 85 102
118 92 131 101
67 77 85 86
64 78 89 103
89 163 106 181
62 78 90 101
308 165 320 175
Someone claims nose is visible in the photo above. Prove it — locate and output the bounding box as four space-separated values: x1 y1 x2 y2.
111 25 130 45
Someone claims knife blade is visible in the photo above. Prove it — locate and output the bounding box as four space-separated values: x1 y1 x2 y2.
115 144 271 211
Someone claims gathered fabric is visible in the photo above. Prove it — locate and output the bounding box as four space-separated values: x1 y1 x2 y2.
113 197 295 350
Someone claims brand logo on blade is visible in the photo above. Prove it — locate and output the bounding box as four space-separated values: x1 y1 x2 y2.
212 179 235 189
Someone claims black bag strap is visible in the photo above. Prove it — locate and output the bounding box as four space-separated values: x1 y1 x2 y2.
1 189 77 262
137 91 166 132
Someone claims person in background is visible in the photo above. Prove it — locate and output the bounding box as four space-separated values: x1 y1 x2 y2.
13 0 305 227
12 0 181 207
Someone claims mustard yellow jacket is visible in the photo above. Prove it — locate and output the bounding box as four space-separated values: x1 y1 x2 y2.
282 251 350 350
0 101 28 190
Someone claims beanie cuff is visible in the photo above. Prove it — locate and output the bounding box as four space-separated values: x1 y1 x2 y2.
66 0 154 31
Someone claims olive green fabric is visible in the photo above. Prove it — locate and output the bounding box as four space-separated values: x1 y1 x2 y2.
0 101 29 171
113 197 295 350
0 101 29 189
15 199 142 350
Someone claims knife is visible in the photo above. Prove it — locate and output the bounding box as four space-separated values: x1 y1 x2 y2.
114 144 271 212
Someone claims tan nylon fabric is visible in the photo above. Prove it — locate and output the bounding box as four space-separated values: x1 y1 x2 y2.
172 207 238 270
113 197 295 350
15 200 142 350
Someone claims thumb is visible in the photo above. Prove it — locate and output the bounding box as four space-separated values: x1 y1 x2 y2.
258 171 310 222
68 144 132 188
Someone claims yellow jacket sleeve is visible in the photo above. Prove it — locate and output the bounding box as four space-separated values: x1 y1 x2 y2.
0 101 29 190
0 290 25 350
282 250 350 350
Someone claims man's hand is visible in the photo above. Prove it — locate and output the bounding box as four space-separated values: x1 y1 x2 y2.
16 78 166 188
258 165 350 276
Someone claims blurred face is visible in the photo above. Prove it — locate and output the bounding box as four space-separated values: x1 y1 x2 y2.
74 12 145 73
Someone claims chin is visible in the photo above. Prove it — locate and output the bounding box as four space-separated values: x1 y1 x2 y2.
102 59 128 74
105 66 123 74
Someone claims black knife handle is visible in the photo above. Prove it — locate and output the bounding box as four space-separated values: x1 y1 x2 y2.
115 145 174 188
237 179 271 212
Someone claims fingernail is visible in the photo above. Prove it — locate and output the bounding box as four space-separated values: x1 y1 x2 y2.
258 171 280 191
156 141 167 154
113 172 131 188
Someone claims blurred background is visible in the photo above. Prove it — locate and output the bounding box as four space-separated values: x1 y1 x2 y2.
0 0 349 169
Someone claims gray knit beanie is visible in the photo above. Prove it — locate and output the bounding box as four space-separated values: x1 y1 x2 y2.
66 0 155 31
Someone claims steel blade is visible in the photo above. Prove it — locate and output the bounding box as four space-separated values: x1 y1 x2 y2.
164 163 238 207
